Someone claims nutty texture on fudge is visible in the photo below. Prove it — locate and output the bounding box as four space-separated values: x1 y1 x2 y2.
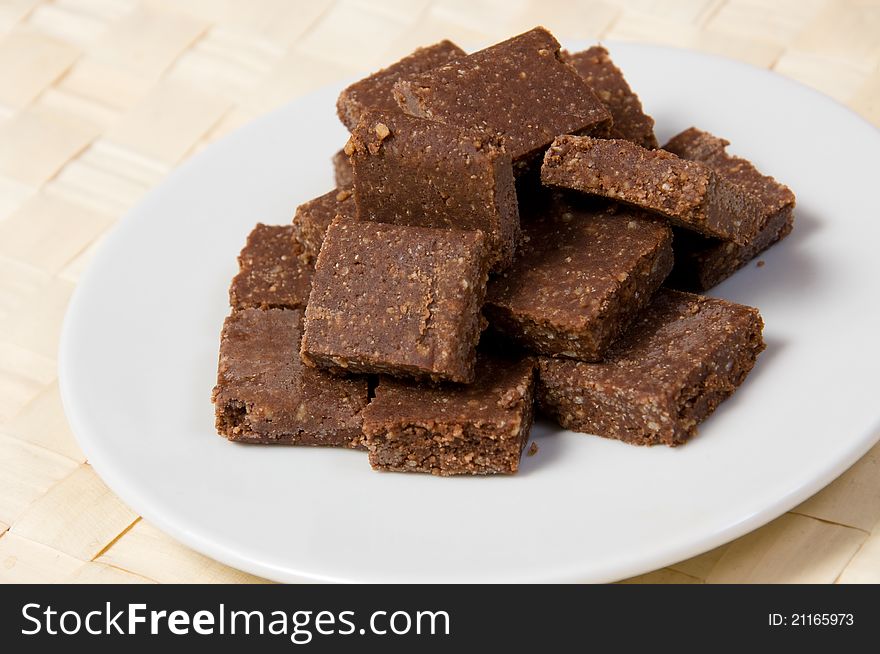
291 187 355 261
346 109 519 270
336 40 465 132
541 135 768 245
485 193 672 360
537 289 765 446
665 129 794 210
213 308 369 447
564 46 658 149
229 224 313 311
393 27 611 169
363 354 536 476
301 219 489 383
663 127 796 290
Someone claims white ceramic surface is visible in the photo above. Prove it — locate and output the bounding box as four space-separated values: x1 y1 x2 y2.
59 42 880 583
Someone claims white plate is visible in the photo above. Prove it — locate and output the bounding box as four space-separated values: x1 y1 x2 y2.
60 42 880 583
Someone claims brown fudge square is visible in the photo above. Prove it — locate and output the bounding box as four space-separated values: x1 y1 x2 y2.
229 224 313 311
393 27 611 169
663 127 796 290
332 148 353 187
563 46 658 149
363 354 536 476
347 109 518 270
336 40 465 131
301 219 489 383
541 135 767 245
485 193 673 360
668 212 794 291
212 308 369 447
291 187 355 261
537 289 765 446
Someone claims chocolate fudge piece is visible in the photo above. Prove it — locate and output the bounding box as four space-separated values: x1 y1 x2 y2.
337 40 465 131
537 289 765 446
347 109 518 270
663 128 796 290
212 308 369 447
563 46 658 149
291 187 355 261
229 224 313 310
664 128 795 216
301 219 489 383
332 148 353 187
393 27 611 169
485 194 673 360
541 135 767 245
363 354 536 476
668 213 793 291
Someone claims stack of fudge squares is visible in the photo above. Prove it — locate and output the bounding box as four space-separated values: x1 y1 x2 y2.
213 27 794 476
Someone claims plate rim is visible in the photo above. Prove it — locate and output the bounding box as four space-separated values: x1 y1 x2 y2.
58 40 880 584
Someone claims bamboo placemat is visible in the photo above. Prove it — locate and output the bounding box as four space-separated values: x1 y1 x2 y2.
1 0 878 585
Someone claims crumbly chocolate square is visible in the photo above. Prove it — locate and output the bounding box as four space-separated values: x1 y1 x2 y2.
393 27 611 169
229 224 313 311
663 127 796 290
212 308 369 447
301 219 489 383
363 354 536 476
537 289 765 446
541 135 767 245
664 128 795 216
291 187 355 261
563 45 658 149
668 213 793 291
346 109 518 270
485 193 673 360
336 40 465 131
332 148 353 187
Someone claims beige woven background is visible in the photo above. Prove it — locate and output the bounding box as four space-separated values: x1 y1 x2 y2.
0 0 878 584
